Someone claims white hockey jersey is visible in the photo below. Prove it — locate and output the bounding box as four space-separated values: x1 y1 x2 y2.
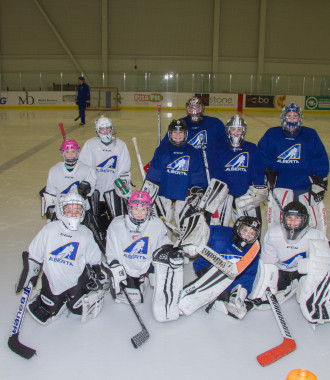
106 215 172 278
45 160 96 200
28 221 102 295
261 224 328 272
79 137 131 199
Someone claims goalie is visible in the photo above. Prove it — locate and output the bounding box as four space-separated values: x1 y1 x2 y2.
258 103 329 233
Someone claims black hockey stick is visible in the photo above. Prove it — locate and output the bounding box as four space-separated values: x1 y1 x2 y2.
121 285 150 348
8 282 36 359
74 114 81 121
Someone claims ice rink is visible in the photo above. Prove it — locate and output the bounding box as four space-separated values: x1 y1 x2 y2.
0 108 329 380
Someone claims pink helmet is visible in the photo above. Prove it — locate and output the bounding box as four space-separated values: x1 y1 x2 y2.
128 191 152 225
60 139 80 166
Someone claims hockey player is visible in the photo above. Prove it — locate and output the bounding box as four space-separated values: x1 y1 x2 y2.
144 119 208 228
79 116 132 239
213 115 268 226
75 76 90 126
178 215 261 319
160 97 226 178
249 201 330 327
15 189 107 324
258 103 329 232
40 138 96 222
104 190 184 322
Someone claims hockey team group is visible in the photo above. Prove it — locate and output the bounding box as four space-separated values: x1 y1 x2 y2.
12 96 330 356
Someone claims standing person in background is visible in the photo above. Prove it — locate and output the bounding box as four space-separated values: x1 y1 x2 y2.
76 76 90 126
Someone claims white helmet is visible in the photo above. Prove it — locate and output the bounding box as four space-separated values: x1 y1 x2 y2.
57 188 85 230
94 116 114 144
225 115 247 151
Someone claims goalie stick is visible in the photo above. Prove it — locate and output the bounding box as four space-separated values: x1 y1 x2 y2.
59 122 66 140
74 114 81 121
8 282 36 359
157 104 161 145
199 134 211 184
132 137 146 181
121 285 150 348
257 288 296 366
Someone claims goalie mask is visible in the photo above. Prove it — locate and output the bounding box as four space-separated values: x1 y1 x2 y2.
280 103 303 138
281 201 309 242
128 191 152 225
57 189 86 230
232 216 261 249
60 139 80 167
186 97 204 123
225 115 247 151
94 116 114 144
168 119 188 148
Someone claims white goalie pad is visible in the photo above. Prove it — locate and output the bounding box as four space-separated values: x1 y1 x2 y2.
81 290 105 323
299 192 327 234
267 188 293 227
178 213 210 258
249 261 279 310
41 192 56 217
199 178 229 214
114 171 132 199
296 239 330 325
179 266 233 316
213 194 233 226
236 185 268 212
154 196 174 224
141 179 159 204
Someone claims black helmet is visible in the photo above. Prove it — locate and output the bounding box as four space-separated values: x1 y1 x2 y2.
168 119 188 147
281 201 309 241
232 216 261 248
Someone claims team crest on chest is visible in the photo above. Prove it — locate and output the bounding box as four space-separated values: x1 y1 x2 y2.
225 152 249 172
281 251 307 269
96 155 118 172
48 242 79 266
277 144 301 164
167 156 190 173
188 130 207 148
123 237 149 260
61 181 80 195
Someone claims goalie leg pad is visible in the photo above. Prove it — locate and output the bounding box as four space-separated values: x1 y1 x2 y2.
299 193 327 234
141 179 159 204
179 266 233 316
81 290 105 323
267 188 293 227
213 194 233 226
103 190 128 220
154 196 174 223
115 275 148 305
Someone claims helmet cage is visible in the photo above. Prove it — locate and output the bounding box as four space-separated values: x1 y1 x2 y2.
60 139 80 166
233 216 261 248
186 97 204 123
94 117 114 144
168 119 188 147
225 116 247 151
57 190 86 231
128 191 152 225
281 202 309 241
280 103 303 137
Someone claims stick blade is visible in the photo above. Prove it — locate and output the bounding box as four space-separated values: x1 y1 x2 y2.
8 333 36 359
131 328 150 348
257 337 296 367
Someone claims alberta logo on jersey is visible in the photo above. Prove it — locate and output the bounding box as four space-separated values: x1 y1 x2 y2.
48 242 79 266
281 251 307 269
166 156 190 175
123 237 149 260
188 130 207 148
225 152 249 172
96 155 118 173
221 252 242 262
60 181 80 195
277 144 301 164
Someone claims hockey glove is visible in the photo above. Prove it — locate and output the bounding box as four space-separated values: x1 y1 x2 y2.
16 251 42 293
103 260 127 299
78 181 91 199
264 169 279 191
186 186 204 210
309 175 328 204
113 172 132 199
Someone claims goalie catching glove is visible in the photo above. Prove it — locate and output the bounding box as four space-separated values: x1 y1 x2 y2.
103 260 127 299
16 251 42 293
113 172 132 199
309 175 327 204
236 185 268 212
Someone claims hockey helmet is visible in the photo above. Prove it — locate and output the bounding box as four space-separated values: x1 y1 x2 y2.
280 103 303 138
186 96 204 123
281 201 309 241
225 115 247 151
60 139 80 166
57 188 86 231
128 191 152 225
233 216 261 248
94 116 114 144
168 119 188 147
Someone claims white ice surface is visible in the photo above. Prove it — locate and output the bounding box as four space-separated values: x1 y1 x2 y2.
0 109 329 380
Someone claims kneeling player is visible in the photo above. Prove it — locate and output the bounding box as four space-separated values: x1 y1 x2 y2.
178 216 261 319
15 189 107 325
250 201 330 327
104 190 184 322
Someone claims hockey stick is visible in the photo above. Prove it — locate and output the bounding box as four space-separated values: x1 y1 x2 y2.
8 282 36 359
270 190 284 212
74 114 81 121
257 288 296 366
157 104 161 145
59 122 66 140
121 285 150 348
199 135 211 184
132 137 146 181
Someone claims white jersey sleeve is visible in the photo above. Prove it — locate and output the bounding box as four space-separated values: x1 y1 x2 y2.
28 221 101 295
261 225 328 272
105 215 171 278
